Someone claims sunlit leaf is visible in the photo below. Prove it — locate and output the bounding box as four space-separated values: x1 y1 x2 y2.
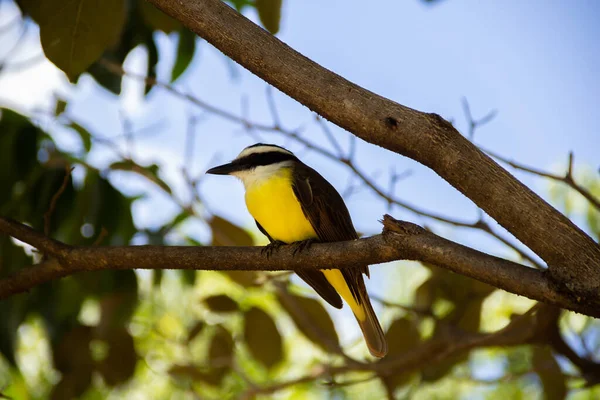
255 0 283 34
244 307 283 369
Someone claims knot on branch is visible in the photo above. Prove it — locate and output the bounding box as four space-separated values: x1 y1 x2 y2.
380 214 426 237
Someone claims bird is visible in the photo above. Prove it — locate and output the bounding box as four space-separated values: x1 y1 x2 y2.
206 143 387 358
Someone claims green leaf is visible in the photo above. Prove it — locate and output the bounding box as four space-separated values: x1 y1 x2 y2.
50 324 94 398
96 327 138 386
19 0 127 79
204 294 239 313
138 0 180 33
255 0 283 34
381 318 421 390
210 215 254 246
171 28 197 82
187 321 205 343
68 122 92 152
54 99 67 116
277 291 340 352
206 327 234 385
110 160 172 195
243 307 283 369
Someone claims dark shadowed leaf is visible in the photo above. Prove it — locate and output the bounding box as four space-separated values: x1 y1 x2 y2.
533 346 567 400
205 327 234 385
138 0 180 33
110 160 172 195
96 328 138 386
244 307 283 369
277 291 339 352
180 270 197 286
19 0 126 79
204 294 239 313
168 364 206 381
381 318 421 390
255 0 283 34
171 29 197 82
68 122 92 152
210 215 254 246
187 321 205 343
51 324 94 398
224 271 259 287
54 99 67 116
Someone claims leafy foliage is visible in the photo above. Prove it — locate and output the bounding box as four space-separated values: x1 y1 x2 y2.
0 1 599 399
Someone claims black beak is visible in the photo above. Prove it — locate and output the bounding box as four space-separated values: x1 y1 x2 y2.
206 162 239 175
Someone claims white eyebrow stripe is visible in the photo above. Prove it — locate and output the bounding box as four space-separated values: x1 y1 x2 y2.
235 144 294 159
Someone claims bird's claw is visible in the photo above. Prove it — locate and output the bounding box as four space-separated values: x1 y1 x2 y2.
292 239 317 256
262 240 286 258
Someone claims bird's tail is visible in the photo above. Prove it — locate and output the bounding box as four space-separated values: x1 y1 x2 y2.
354 282 387 358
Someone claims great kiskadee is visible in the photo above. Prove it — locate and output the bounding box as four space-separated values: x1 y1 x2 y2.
206 143 387 358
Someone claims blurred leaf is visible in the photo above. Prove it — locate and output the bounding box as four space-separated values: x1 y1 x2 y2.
54 99 67 116
96 327 138 386
414 278 435 311
255 0 283 34
110 160 172 195
381 318 421 390
204 294 239 313
180 269 197 286
210 215 254 246
206 327 234 385
19 0 126 79
171 28 197 82
138 0 180 33
244 307 283 369
533 347 566 400
187 321 205 343
277 291 340 352
224 270 259 287
168 364 206 381
456 298 484 333
51 324 94 398
68 122 92 152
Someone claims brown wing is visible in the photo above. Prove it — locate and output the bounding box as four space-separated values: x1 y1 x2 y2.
255 219 343 309
292 164 370 302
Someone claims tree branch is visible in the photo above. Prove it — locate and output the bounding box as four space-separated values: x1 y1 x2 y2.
145 0 600 299
0 215 597 317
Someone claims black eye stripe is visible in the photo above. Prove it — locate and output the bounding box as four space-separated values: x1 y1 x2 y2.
235 151 298 168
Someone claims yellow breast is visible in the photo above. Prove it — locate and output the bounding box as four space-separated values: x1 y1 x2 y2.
245 168 317 243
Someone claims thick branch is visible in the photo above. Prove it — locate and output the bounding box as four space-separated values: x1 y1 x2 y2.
145 0 600 298
0 215 597 317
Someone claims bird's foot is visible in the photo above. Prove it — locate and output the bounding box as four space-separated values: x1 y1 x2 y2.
261 240 286 258
291 239 317 255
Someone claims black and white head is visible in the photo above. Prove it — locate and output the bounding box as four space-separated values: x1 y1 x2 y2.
206 143 300 187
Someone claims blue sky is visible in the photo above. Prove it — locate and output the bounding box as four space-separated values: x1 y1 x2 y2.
0 0 598 344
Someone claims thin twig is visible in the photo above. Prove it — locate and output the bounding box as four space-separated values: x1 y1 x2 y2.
43 165 73 236
484 149 600 212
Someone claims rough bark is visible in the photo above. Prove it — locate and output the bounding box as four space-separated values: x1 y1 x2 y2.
1 216 597 317
144 0 600 300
